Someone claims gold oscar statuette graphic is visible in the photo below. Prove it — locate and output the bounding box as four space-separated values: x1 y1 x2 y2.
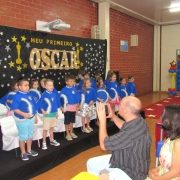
16 42 22 64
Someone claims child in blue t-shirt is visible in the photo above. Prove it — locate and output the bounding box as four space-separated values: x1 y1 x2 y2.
37 79 60 150
0 81 19 115
96 77 108 103
106 73 119 113
95 77 108 125
80 78 96 133
11 78 38 161
94 71 101 82
117 77 128 99
29 78 42 103
59 75 80 141
76 69 85 93
126 75 137 96
40 78 61 108
84 72 96 88
104 70 113 88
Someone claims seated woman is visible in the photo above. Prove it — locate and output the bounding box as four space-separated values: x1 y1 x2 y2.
147 104 180 180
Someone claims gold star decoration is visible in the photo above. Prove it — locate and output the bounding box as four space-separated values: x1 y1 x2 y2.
80 62 84 66
170 60 177 66
17 65 22 72
21 36 26 42
146 108 154 111
163 100 169 102
76 60 80 64
11 36 17 42
155 104 163 106
8 61 15 68
76 42 79 47
80 46 83 51
147 114 156 117
22 62 28 68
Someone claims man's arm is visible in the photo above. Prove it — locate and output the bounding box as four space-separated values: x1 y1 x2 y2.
97 103 126 151
112 115 125 129
97 103 108 151
106 103 125 129
99 116 108 151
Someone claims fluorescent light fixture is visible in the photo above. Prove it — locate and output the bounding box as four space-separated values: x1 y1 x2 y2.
169 2 180 12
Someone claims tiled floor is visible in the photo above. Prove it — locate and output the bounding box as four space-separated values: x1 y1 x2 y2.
31 92 168 180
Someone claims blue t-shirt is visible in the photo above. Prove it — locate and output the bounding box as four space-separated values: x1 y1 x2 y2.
117 84 128 99
81 87 97 104
106 81 118 99
126 82 137 95
59 86 80 106
37 90 59 114
76 78 84 92
11 91 37 119
29 89 42 103
0 90 18 106
96 86 108 102
90 78 96 88
104 78 109 88
43 87 60 107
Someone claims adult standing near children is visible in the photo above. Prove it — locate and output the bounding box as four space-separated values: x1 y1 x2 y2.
87 96 152 180
146 104 180 180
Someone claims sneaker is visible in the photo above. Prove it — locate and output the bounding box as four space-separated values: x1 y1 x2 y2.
50 140 60 146
42 142 47 150
87 126 93 132
27 150 38 156
66 135 73 141
70 133 78 138
82 128 90 133
21 153 29 161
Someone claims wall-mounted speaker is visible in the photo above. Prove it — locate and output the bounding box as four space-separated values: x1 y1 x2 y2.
91 25 100 39
130 35 138 46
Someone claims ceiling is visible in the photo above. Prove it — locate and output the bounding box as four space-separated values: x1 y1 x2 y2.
91 0 180 25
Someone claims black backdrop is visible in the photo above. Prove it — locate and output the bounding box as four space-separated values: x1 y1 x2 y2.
0 25 107 97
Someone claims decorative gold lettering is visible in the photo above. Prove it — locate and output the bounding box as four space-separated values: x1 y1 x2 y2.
31 38 43 44
76 46 79 60
70 51 79 69
51 50 59 69
31 38 36 43
59 50 70 70
29 49 79 70
46 39 50 44
29 48 41 70
41 49 51 70
56 41 61 45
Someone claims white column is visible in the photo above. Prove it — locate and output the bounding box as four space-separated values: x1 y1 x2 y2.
98 2 110 76
153 25 161 91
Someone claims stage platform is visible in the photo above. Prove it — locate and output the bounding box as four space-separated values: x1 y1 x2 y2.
0 120 118 180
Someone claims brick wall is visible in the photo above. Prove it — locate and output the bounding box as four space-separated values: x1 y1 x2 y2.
0 0 98 37
110 9 154 96
0 0 154 96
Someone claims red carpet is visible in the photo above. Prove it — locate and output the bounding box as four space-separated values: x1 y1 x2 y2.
142 94 180 120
